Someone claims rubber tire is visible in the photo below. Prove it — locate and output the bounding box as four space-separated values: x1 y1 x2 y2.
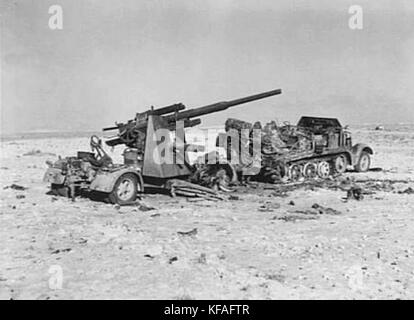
216 164 236 186
289 164 302 181
303 162 317 179
109 173 138 205
317 161 331 178
272 161 287 179
334 155 347 174
355 151 371 172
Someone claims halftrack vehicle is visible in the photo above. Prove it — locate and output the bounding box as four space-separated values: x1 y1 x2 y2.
222 116 373 183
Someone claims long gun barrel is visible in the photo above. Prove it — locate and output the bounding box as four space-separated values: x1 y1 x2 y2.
104 88 282 147
165 88 282 122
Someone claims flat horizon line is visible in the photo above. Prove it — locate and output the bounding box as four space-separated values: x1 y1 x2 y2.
2 121 414 136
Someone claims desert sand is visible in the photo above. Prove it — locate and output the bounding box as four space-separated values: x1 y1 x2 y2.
1 125 414 299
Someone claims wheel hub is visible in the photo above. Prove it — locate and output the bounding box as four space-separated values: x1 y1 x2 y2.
334 155 347 173
289 164 302 181
317 161 331 178
116 178 134 201
303 162 317 179
360 155 369 171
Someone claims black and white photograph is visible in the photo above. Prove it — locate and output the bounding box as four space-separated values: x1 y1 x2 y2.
0 0 413 302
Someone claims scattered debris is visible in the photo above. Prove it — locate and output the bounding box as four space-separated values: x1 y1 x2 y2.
3 184 28 191
271 189 289 197
168 256 178 264
264 273 286 283
274 213 319 222
197 253 207 264
260 176 409 196
275 203 342 222
258 201 281 212
23 149 56 157
346 186 364 201
190 160 236 192
228 195 240 201
50 248 72 254
398 187 414 194
139 204 156 211
311 203 342 215
167 179 223 201
186 198 206 202
177 228 198 237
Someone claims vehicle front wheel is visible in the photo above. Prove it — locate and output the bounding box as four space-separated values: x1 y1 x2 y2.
355 151 371 172
334 155 348 174
109 173 139 205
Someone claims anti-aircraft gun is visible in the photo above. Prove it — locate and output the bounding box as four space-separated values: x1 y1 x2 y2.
103 89 282 148
102 89 282 184
44 89 282 204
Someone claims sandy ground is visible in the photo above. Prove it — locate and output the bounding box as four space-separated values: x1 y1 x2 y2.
1 125 414 300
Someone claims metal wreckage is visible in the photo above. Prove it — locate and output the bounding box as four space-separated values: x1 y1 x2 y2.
43 88 373 204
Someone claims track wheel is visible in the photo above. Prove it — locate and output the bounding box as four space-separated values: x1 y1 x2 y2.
355 151 371 172
334 155 347 174
270 161 287 182
109 173 139 205
303 162 317 179
288 164 302 181
317 161 331 178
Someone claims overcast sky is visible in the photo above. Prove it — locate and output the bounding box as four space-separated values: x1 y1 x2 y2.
1 0 413 133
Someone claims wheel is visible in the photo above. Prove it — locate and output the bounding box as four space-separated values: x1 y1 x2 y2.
109 173 139 204
317 161 331 178
193 163 235 189
214 168 232 191
288 164 302 181
303 162 317 179
261 160 286 183
355 151 370 172
334 155 347 174
270 161 287 182
51 183 70 197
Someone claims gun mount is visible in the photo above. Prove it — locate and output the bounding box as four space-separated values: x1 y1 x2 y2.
44 88 283 204
104 89 282 148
